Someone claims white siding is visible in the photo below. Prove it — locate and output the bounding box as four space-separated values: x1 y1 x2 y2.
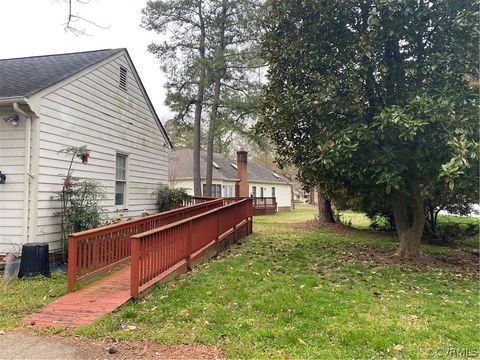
173 178 292 209
173 179 237 198
249 182 292 209
0 113 26 253
173 179 195 195
36 54 169 250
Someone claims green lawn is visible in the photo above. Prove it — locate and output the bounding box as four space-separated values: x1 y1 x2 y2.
1 208 478 359
338 210 371 229
80 208 479 359
0 272 66 328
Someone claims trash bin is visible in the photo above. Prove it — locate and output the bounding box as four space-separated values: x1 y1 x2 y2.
18 243 51 278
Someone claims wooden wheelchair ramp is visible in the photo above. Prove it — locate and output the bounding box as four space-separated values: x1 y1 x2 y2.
24 266 131 328
23 198 253 329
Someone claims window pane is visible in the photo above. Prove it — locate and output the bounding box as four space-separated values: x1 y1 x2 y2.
116 154 126 180
252 186 256 197
272 187 276 197
224 185 233 197
115 181 125 205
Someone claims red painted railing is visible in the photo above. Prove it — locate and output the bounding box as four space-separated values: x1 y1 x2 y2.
67 198 224 292
130 198 253 297
252 197 277 215
182 196 216 207
211 196 277 214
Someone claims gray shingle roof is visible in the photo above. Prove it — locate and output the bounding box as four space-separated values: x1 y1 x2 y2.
0 49 123 98
169 148 290 184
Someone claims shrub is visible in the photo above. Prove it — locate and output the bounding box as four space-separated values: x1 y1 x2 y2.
429 216 480 244
54 177 106 235
53 145 104 262
369 213 396 231
153 185 191 212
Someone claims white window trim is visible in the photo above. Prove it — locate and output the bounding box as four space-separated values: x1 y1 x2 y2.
115 153 129 208
202 183 222 197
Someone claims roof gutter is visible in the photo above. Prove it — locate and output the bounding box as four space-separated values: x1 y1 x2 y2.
0 96 27 105
12 102 33 245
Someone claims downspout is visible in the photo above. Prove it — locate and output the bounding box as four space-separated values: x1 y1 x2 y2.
13 102 32 244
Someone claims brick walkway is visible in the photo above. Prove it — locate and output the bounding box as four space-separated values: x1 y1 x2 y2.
23 266 131 328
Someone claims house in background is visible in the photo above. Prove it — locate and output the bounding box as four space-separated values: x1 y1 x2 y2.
169 148 293 211
0 49 172 255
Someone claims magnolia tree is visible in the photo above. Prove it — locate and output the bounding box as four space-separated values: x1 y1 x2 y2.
258 0 479 258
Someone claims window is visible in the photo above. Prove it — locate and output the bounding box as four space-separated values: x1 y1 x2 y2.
224 185 234 197
212 161 220 169
203 184 221 197
251 186 256 197
115 154 127 205
260 187 264 198
119 66 128 90
272 172 281 179
271 187 276 198
230 163 237 170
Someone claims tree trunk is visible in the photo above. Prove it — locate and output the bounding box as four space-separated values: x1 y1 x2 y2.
317 191 335 225
193 0 206 196
424 199 440 240
205 76 221 197
391 186 425 258
309 186 316 205
290 184 295 210
206 0 227 197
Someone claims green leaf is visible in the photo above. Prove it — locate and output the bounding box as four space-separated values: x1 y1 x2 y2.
448 181 455 191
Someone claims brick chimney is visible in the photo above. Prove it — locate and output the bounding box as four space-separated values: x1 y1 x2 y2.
236 150 249 197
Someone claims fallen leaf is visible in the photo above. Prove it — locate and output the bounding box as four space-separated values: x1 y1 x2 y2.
393 344 404 351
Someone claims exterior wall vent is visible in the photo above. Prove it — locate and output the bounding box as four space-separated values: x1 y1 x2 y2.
119 65 128 90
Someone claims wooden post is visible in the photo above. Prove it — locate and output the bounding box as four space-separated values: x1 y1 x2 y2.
186 220 192 270
249 198 253 234
67 236 77 293
93 238 99 272
233 204 238 242
215 210 220 251
130 237 140 298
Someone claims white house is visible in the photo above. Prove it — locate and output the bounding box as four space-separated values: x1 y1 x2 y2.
169 149 293 211
0 49 172 255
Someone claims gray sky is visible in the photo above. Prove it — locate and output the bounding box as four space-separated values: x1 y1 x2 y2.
0 0 171 118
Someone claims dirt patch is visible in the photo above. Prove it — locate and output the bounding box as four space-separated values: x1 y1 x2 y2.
342 244 479 277
294 220 393 237
69 337 225 360
297 220 478 276
293 220 355 233
0 331 225 360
